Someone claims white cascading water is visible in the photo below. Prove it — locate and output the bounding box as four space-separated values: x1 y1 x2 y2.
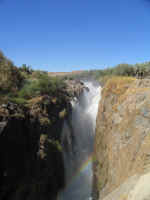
59 81 101 200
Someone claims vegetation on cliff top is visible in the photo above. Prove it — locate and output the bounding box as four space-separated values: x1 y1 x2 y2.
0 51 67 105
66 62 150 84
1 49 150 104
103 76 136 96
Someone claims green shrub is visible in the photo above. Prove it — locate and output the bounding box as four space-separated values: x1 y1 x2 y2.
31 70 48 79
0 51 66 103
10 97 27 105
18 74 66 99
48 139 62 152
0 51 24 94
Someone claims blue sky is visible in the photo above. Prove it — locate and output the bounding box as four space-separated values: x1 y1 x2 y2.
0 0 150 72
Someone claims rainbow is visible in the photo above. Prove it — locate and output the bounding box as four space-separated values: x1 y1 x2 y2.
75 153 93 177
66 152 94 188
57 153 94 199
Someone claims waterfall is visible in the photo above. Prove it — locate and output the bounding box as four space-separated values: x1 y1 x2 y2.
59 81 101 200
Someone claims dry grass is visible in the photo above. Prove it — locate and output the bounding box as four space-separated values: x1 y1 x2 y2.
103 76 136 97
48 71 84 77
28 96 43 105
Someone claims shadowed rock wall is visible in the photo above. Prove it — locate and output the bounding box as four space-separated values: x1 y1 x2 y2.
0 95 69 200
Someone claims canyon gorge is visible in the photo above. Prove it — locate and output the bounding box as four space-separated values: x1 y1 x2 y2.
1 76 150 200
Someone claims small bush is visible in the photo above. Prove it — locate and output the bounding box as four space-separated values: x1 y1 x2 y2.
48 139 62 152
18 74 66 100
0 51 24 95
10 97 27 105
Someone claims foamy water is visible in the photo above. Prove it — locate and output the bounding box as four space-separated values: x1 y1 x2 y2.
59 81 101 200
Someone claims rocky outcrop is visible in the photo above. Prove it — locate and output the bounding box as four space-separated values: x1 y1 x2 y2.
93 77 150 200
65 80 89 100
0 80 86 200
0 98 68 200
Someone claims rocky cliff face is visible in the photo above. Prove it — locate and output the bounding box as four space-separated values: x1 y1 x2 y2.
93 77 150 200
0 80 85 200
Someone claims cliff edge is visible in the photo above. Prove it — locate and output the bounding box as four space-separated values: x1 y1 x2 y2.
93 77 150 200
0 80 85 200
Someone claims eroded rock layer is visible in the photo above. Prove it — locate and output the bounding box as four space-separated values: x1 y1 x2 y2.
93 78 150 200
0 80 85 200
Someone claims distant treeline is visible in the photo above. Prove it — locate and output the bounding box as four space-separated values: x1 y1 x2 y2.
64 62 150 81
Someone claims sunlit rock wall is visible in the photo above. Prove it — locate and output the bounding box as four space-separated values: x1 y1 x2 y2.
93 77 150 200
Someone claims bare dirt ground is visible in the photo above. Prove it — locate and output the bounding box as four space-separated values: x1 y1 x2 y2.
48 71 84 77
